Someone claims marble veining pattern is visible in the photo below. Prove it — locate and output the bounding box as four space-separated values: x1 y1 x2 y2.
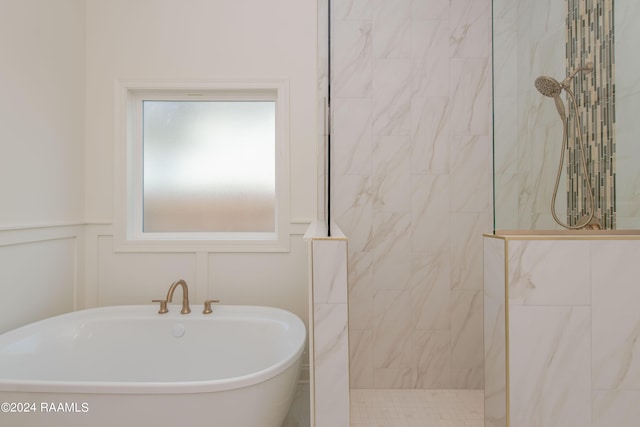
449 212 491 292
484 236 640 427
314 303 350 427
507 240 590 306
509 306 592 427
593 390 640 427
411 21 450 98
591 241 640 390
410 251 450 331
334 0 492 390
312 240 348 304
410 97 450 174
332 20 372 99
372 0 412 59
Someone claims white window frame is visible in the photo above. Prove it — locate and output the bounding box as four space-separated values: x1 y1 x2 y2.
114 79 290 252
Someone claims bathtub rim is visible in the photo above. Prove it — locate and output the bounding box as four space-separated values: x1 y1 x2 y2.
0 304 306 395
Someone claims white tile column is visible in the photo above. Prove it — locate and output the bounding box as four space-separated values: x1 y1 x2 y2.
306 222 350 427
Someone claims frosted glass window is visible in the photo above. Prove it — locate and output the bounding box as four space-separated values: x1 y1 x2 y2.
142 101 276 233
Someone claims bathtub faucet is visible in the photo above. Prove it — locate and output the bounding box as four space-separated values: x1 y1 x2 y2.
152 279 191 314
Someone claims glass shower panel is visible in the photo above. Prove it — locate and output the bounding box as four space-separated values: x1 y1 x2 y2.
491 0 639 231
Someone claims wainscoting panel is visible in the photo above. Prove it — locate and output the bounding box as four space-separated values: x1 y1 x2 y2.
0 225 82 333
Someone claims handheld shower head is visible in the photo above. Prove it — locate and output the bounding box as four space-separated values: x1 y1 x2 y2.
534 76 566 120
534 64 593 122
534 75 563 98
533 62 598 230
535 63 594 97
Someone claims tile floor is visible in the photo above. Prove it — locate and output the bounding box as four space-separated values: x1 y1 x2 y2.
350 389 484 427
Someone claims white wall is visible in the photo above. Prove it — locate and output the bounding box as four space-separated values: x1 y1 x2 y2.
84 0 317 223
0 0 85 332
0 0 317 333
83 0 318 331
0 0 85 226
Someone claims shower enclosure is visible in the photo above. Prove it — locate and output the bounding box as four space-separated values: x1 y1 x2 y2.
330 0 492 394
493 0 640 231
486 2 640 427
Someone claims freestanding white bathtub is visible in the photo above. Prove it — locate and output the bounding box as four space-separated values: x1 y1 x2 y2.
0 304 306 427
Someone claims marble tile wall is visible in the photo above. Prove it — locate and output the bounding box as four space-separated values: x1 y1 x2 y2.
331 0 492 389
591 240 640 427
483 234 640 427
507 239 592 427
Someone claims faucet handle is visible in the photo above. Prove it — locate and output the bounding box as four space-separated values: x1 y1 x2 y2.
152 299 169 314
203 299 220 315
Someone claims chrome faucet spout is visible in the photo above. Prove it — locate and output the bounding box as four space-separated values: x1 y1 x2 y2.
165 279 191 314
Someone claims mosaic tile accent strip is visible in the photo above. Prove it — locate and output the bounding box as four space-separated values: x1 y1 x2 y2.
566 0 616 229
